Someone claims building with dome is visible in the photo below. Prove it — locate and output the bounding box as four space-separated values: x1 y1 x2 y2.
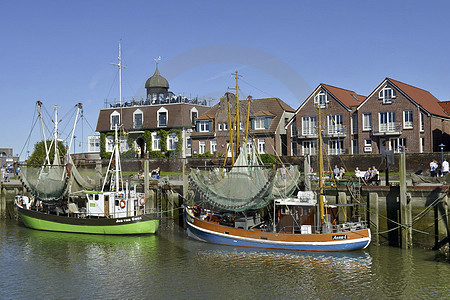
94 66 211 158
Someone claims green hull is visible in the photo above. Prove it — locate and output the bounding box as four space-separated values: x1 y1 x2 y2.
17 205 159 235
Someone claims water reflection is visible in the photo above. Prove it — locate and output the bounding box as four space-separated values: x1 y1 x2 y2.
1 204 450 299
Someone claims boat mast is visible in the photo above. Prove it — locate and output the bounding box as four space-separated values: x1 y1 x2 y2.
36 101 50 165
235 71 240 156
110 40 127 106
317 104 325 225
53 104 59 163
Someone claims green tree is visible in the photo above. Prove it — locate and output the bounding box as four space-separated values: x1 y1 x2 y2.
26 140 67 166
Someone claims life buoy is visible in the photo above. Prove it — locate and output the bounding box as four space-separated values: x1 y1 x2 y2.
119 199 126 208
139 196 146 206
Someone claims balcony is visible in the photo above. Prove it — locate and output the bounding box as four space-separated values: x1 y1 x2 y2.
298 128 318 139
373 122 402 136
323 125 347 138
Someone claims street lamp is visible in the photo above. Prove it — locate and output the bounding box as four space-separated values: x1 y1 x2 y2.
439 143 445 163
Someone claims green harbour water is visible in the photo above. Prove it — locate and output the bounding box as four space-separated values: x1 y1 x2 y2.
1 199 449 299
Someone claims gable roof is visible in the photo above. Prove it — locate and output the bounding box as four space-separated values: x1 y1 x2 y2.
321 84 364 108
286 83 364 127
192 96 294 137
358 77 449 118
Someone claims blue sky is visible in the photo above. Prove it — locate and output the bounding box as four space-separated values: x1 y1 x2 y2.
2 0 450 159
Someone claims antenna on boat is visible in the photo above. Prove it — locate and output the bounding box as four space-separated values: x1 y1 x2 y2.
110 40 127 106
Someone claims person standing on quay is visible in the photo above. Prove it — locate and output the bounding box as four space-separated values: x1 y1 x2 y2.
442 159 449 176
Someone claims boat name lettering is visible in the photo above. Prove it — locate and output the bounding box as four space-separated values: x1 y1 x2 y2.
332 235 348 240
115 216 141 223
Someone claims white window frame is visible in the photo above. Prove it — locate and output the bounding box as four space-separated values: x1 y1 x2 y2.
420 112 425 132
314 90 329 108
254 117 266 130
362 113 372 131
167 135 177 151
133 109 143 129
302 116 317 136
190 107 198 124
378 84 397 104
327 114 343 134
328 140 343 155
403 110 413 129
420 137 424 153
157 107 168 127
88 135 100 152
364 139 372 153
198 120 211 132
152 132 161 151
199 141 206 154
210 140 217 153
302 141 316 155
223 123 228 131
257 139 266 154
218 123 222 131
110 111 120 130
379 111 396 132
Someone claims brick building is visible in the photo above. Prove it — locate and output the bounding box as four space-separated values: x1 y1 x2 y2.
286 84 366 156
95 66 211 158
190 93 295 157
357 78 450 154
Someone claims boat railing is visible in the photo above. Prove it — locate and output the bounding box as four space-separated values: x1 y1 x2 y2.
278 220 367 234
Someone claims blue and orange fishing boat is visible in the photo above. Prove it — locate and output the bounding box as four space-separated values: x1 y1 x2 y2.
185 90 371 251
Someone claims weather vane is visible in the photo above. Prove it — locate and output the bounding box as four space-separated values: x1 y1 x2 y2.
154 56 161 67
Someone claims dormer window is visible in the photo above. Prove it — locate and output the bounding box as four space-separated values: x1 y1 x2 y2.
196 120 212 132
133 109 143 129
314 91 329 108
157 107 168 127
379 84 396 104
110 111 120 130
190 107 198 125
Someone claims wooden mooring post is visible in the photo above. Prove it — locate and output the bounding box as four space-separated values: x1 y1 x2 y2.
400 151 412 249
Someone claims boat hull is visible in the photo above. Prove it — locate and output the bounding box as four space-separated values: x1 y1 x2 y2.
185 207 370 251
16 205 159 235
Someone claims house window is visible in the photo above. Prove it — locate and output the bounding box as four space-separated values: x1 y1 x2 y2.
327 114 343 134
223 123 228 131
328 140 343 155
110 111 120 130
157 107 168 127
190 108 198 125
106 136 114 152
403 110 413 129
88 136 100 152
218 123 222 131
257 139 266 154
133 109 143 129
351 114 358 134
291 118 297 137
390 137 407 153
302 141 316 155
352 139 358 154
420 112 425 132
167 135 177 151
379 111 396 132
186 137 192 149
197 120 212 132
199 141 206 154
152 133 161 151
210 140 217 153
379 84 396 104
362 113 372 131
292 141 298 156
253 117 269 130
314 90 329 108
420 137 424 153
302 116 317 135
